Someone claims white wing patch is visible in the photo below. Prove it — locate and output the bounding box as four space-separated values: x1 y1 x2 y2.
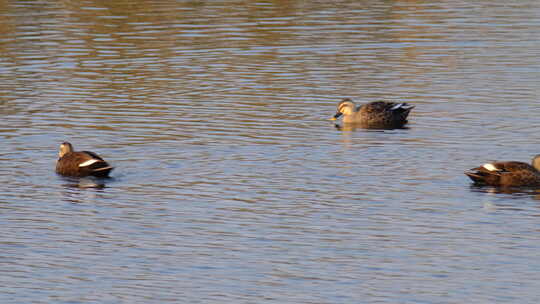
390 103 404 110
94 166 112 171
483 163 499 171
79 159 99 167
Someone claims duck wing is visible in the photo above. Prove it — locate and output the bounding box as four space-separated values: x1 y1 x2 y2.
362 101 412 112
358 101 414 128
79 151 113 177
56 151 113 177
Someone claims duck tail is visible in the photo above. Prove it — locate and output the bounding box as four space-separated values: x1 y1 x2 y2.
465 171 486 184
390 103 414 110
391 103 414 119
91 165 114 177
465 170 501 185
79 159 114 177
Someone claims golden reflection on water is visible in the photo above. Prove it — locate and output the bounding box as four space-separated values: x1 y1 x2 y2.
2 1 540 303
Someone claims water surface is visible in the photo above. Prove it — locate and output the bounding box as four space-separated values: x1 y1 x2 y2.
1 1 540 303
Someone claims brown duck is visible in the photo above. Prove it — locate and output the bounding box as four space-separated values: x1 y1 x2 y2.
465 155 540 187
331 98 414 129
55 142 114 177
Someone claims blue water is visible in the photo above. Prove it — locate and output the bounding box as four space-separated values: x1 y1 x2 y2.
1 1 540 303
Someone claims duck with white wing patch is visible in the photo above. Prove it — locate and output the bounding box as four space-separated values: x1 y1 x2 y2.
465 155 540 187
331 98 414 129
55 142 114 177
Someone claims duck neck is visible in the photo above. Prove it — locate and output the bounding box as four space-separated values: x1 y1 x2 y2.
532 156 540 171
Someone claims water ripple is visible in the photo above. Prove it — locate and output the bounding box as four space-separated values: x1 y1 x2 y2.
1 0 540 303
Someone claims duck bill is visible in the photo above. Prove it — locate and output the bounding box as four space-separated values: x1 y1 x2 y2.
331 112 342 121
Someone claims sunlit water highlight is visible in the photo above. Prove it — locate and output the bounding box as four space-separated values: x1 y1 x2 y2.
1 1 540 303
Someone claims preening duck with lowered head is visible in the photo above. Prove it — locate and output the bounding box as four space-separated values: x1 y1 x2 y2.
465 155 540 187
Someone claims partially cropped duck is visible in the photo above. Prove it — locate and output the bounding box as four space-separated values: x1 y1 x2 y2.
56 142 114 177
465 155 540 187
331 98 414 129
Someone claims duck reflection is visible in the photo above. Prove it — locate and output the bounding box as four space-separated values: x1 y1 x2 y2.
58 176 112 204
334 122 410 132
469 184 540 201
59 175 109 189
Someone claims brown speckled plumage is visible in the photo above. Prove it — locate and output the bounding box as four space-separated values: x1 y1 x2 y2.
465 155 540 187
333 98 414 129
55 142 113 178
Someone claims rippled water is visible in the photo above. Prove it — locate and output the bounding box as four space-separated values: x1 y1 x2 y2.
1 0 540 303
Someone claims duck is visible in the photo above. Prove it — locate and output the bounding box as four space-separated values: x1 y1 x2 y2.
55 142 114 177
465 155 540 187
331 98 414 128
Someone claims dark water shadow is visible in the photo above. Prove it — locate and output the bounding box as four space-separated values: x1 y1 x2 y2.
469 184 540 201
58 175 114 190
334 123 410 132
56 175 117 204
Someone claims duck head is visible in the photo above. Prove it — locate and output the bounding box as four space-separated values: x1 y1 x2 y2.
59 142 74 158
533 155 540 171
331 98 356 120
